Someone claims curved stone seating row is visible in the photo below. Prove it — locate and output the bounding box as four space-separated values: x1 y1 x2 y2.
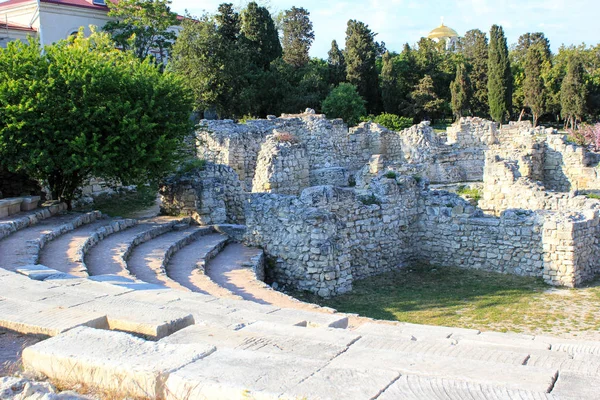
0 202 66 241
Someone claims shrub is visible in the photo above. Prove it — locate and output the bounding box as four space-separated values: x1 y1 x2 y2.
384 171 397 179
360 193 380 206
321 83 366 127
567 123 600 151
456 185 482 205
273 132 299 143
372 113 413 131
239 115 257 124
176 158 206 175
413 175 422 184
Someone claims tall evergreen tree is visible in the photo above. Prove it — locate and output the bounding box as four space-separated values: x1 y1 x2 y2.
561 57 587 129
487 25 512 122
411 75 445 122
345 20 380 113
457 29 489 116
281 7 314 67
215 3 240 43
451 63 470 118
327 40 346 86
380 51 398 113
523 45 547 127
240 2 282 70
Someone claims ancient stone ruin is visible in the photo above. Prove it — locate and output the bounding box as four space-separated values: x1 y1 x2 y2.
161 110 600 296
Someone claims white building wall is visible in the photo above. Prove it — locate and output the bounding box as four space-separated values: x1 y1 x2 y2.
39 3 111 45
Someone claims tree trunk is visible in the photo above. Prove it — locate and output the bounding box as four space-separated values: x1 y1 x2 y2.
518 108 525 122
533 113 538 128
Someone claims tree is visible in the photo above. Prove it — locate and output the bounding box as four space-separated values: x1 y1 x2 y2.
411 75 445 121
281 6 314 67
561 57 587 129
487 25 512 122
215 3 240 44
321 83 366 126
240 2 282 70
451 63 470 118
523 45 547 126
380 51 399 114
457 29 488 116
345 20 380 113
103 0 179 64
0 31 193 209
327 40 346 86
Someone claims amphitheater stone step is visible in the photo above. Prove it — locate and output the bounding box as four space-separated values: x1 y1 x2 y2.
125 225 208 290
37 219 117 277
165 232 228 293
527 353 600 377
354 321 480 340
0 212 98 270
22 326 215 399
377 375 558 400
0 203 67 241
84 217 186 277
551 371 600 399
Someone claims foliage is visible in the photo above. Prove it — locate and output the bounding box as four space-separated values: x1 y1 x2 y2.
384 171 397 179
456 185 482 205
360 193 380 206
281 7 314 67
327 40 346 87
413 175 422 183
410 75 445 121
457 29 488 117
79 184 159 218
240 2 282 70
215 3 239 43
585 193 600 199
567 123 600 151
523 44 548 126
561 57 587 129
450 63 470 118
104 0 179 64
345 20 381 113
488 25 512 122
367 113 413 131
321 83 367 126
176 158 207 175
0 31 193 208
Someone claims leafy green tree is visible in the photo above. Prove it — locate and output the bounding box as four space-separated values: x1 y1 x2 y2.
451 63 470 118
0 31 192 209
345 20 380 113
370 113 413 131
487 25 512 122
327 40 346 87
281 6 314 67
215 3 240 44
523 45 547 126
411 75 445 121
240 2 282 70
322 83 366 126
104 0 179 64
457 29 488 116
561 57 587 129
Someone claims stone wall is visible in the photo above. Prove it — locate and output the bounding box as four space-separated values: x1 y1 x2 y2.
544 134 600 191
159 163 245 225
251 134 310 195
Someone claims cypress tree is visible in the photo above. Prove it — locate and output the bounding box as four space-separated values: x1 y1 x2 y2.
457 29 488 116
240 2 282 70
451 63 470 118
327 40 346 86
281 7 314 67
560 57 587 129
380 51 398 113
215 3 240 44
487 25 512 122
523 45 547 127
345 20 380 113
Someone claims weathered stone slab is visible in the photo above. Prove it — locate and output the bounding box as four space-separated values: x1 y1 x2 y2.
282 365 399 400
527 353 600 377
453 333 552 350
15 264 62 281
22 327 214 399
378 374 558 400
241 321 360 345
70 297 194 338
268 308 348 328
354 322 480 340
354 335 529 365
0 297 107 336
214 297 280 314
161 324 349 360
330 347 558 393
117 288 217 305
551 371 600 399
536 335 600 356
164 349 324 400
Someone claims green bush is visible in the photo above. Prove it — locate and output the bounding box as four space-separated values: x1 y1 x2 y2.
384 171 397 179
372 113 413 131
321 83 366 127
360 193 380 206
456 185 482 205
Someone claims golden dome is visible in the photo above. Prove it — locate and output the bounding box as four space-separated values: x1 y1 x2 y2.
427 23 459 40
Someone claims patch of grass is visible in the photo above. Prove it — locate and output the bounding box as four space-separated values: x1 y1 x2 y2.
79 184 158 218
585 193 600 200
384 171 397 179
456 185 482 205
360 193 380 206
290 265 600 334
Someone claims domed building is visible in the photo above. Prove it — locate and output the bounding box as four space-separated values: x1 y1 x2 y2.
427 19 459 49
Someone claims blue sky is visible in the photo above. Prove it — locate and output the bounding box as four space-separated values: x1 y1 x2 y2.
171 0 600 57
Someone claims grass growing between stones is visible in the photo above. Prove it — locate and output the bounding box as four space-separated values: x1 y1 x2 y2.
78 184 158 218
291 264 600 336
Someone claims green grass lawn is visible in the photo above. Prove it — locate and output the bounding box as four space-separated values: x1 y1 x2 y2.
291 264 600 335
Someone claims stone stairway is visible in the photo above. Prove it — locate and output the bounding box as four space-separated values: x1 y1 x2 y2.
1 212 600 399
